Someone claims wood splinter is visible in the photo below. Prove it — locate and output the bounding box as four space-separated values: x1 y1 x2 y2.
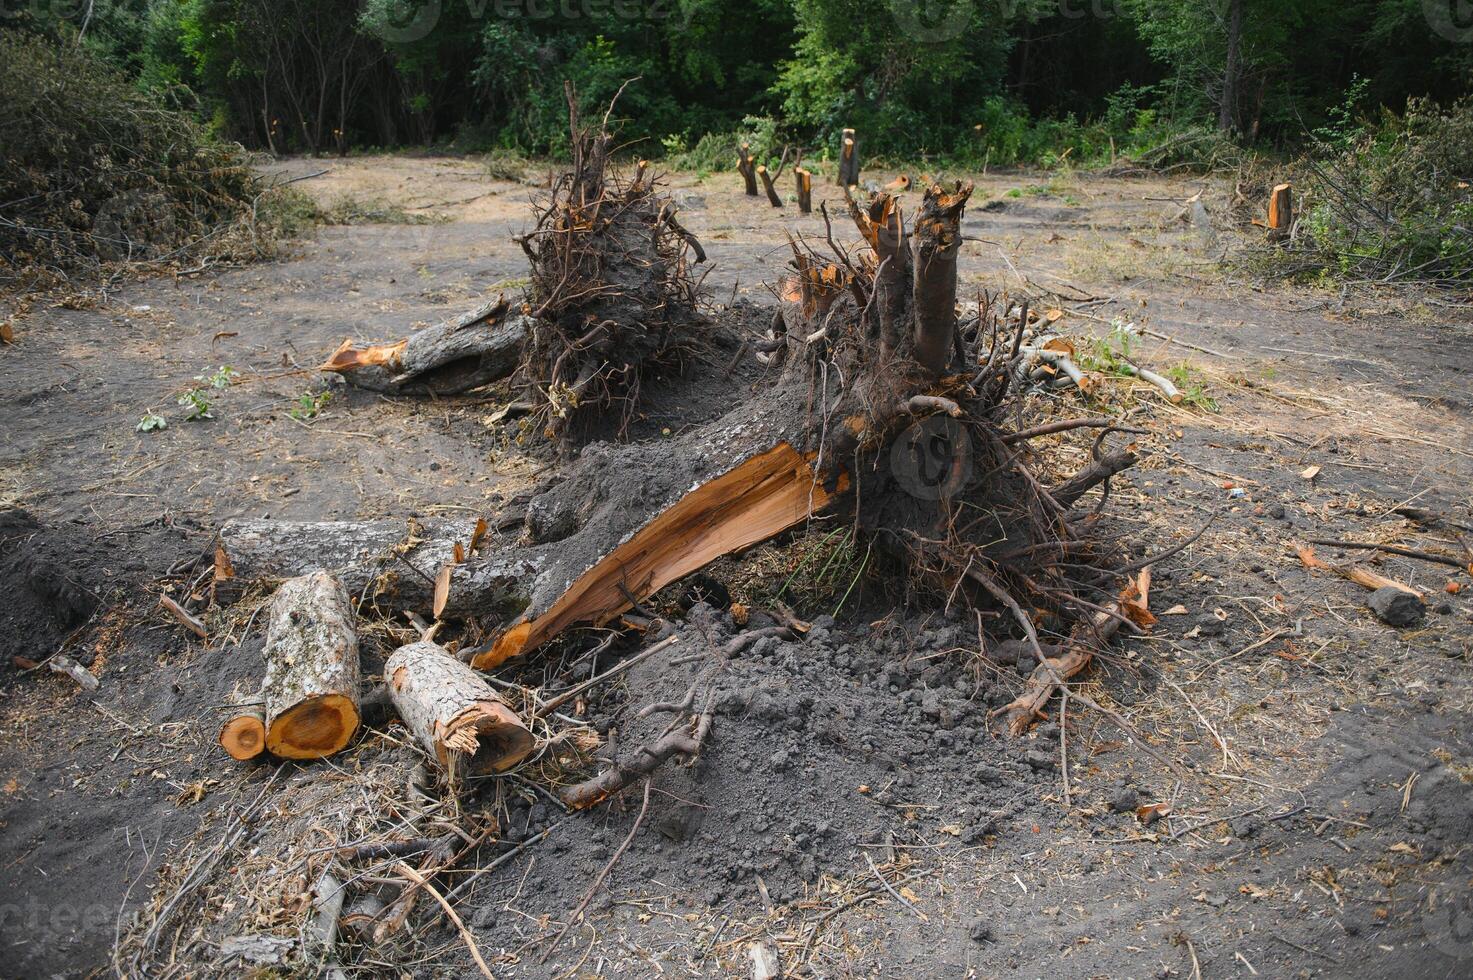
385 640 534 775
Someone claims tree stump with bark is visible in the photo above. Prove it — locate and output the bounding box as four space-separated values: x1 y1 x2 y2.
794 168 813 213
736 142 759 196
837 128 859 187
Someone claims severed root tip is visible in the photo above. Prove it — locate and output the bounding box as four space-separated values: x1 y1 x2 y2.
319 337 407 374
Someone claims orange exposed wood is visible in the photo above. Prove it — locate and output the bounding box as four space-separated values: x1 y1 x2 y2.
474 443 842 668
1267 182 1292 240
320 337 407 373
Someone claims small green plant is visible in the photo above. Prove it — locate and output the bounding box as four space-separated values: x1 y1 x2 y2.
1164 363 1219 412
177 388 214 420
198 364 238 389
289 390 332 420
136 413 167 432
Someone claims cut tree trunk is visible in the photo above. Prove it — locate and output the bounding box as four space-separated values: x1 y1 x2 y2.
757 165 783 207
837 128 859 187
737 142 760 196
385 640 534 774
322 297 531 395
261 571 361 759
794 168 812 214
910 183 973 376
1267 182 1292 242
218 691 266 761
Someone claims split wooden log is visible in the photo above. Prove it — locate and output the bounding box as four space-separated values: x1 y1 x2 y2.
836 128 859 187
737 142 760 196
260 571 360 759
321 296 531 396
218 689 267 761
794 167 813 213
385 641 534 774
1267 182 1292 242
757 165 783 207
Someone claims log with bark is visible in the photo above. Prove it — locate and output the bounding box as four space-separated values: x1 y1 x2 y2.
219 688 267 761
385 640 534 774
260 571 361 759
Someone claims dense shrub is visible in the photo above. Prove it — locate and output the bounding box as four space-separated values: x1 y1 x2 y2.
0 30 259 274
1294 97 1473 282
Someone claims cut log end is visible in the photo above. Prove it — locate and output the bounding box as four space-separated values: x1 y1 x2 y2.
219 711 266 761
444 702 535 775
387 640 535 774
265 694 360 759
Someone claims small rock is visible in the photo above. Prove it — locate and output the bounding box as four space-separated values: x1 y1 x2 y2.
1110 787 1140 813
968 917 994 943
1193 614 1226 637
1368 586 1424 627
1024 749 1056 771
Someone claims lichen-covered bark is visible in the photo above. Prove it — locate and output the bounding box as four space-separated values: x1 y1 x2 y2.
261 571 361 758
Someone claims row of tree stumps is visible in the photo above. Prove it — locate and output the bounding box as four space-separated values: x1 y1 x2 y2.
737 127 858 213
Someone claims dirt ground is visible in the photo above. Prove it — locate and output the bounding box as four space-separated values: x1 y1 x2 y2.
3 153 1473 979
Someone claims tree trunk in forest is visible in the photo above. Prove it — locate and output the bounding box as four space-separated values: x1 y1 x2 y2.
1219 0 1244 133
737 142 760 196
261 571 361 759
385 640 534 774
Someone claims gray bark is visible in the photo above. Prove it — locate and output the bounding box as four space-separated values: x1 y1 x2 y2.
322 300 532 395
385 640 534 774
261 571 361 759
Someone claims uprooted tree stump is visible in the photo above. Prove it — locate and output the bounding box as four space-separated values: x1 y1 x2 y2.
320 82 705 445
224 174 1141 724
260 571 361 759
385 640 534 774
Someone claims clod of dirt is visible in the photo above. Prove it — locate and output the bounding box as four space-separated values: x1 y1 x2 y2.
1368 586 1424 627
0 508 99 666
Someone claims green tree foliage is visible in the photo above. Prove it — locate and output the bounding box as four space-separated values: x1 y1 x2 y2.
8 0 1473 161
